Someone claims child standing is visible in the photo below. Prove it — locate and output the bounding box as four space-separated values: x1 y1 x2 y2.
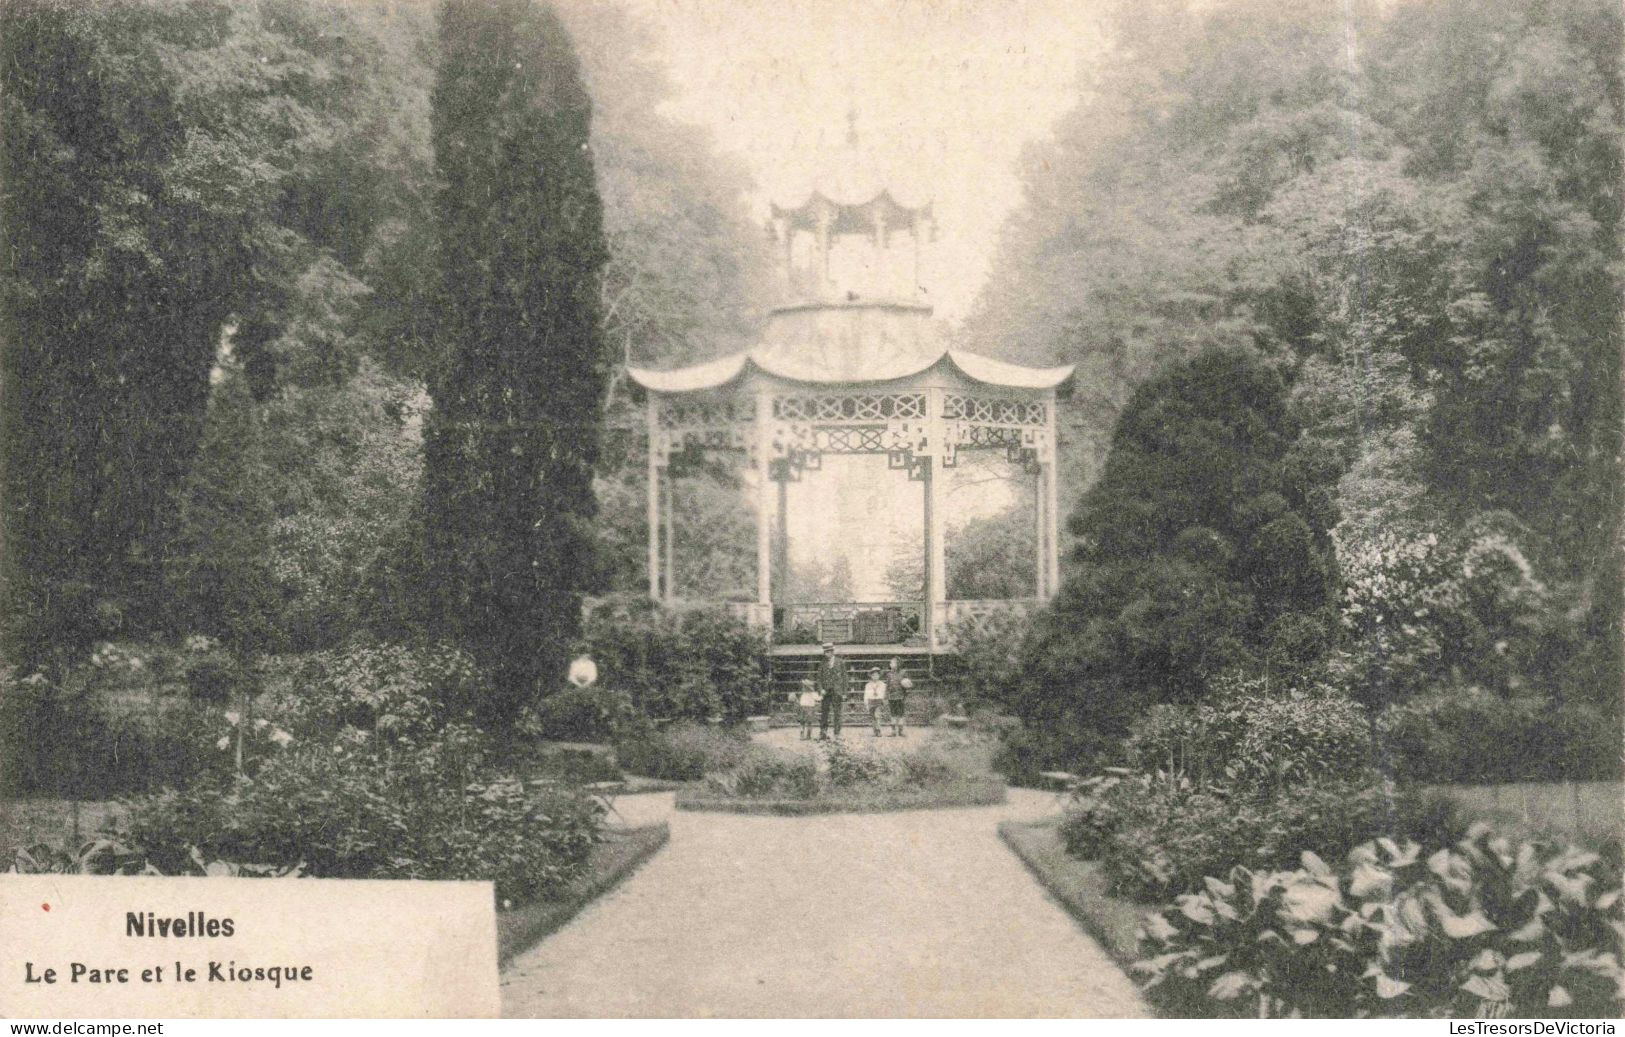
885 657 911 736
863 667 890 737
796 679 818 740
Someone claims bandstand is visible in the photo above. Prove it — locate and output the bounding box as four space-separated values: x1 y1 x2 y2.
626 151 1071 693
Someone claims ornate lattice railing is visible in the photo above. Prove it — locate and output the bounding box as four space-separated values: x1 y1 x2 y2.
935 599 1041 649
773 602 925 645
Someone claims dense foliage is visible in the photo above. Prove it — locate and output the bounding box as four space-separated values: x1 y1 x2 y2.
1136 830 1623 1018
423 0 610 722
613 721 753 782
119 640 601 902
1011 347 1341 752
965 0 1622 774
1059 683 1399 901
578 598 772 723
0 0 385 672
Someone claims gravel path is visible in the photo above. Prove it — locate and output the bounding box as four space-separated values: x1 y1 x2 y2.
501 787 1148 1018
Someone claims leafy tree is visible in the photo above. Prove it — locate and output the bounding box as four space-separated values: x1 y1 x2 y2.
1015 346 1341 743
1 0 243 670
423 0 610 722
968 0 1621 725
1 0 396 672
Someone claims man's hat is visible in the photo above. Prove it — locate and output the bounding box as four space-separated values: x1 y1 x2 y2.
820 642 835 651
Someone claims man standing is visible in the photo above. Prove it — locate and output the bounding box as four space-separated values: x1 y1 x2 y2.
816 642 846 740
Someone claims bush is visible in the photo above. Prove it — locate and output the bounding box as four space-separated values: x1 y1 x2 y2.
823 739 892 787
523 685 638 743
1126 688 1374 788
991 723 1119 787
182 650 249 704
0 664 221 797
612 722 750 781
264 642 481 739
119 721 601 904
1060 768 1408 902
524 746 623 784
709 749 818 799
1375 687 1621 783
1136 827 1624 1018
578 597 770 722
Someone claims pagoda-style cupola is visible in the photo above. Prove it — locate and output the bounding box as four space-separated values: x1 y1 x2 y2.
770 110 934 305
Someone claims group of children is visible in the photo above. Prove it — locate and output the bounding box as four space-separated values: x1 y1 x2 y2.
795 645 912 740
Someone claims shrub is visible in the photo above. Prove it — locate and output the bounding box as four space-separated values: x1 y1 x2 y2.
612 735 706 781
1125 688 1373 788
709 749 818 799
524 746 623 784
578 597 770 722
823 739 893 787
991 723 1120 787
1012 347 1342 748
0 665 221 797
1375 687 1621 783
1061 769 1409 902
9 837 300 878
1135 827 1624 1018
691 741 1003 811
262 642 481 738
612 722 750 781
894 749 957 788
119 721 601 903
938 607 1031 711
523 685 638 743
182 650 249 704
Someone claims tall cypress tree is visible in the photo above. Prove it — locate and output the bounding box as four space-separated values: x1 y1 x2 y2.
424 0 609 723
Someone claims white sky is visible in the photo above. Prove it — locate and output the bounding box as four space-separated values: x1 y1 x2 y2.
638 0 1107 323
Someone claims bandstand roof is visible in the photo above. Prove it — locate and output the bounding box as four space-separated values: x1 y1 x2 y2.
626 302 1074 394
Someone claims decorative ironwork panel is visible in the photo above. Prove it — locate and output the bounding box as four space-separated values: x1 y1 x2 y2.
658 398 752 428
941 422 1049 469
942 394 1045 426
935 599 1041 650
652 395 753 466
774 392 926 422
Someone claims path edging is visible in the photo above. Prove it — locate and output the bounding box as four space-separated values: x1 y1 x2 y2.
497 821 670 966
997 819 1148 976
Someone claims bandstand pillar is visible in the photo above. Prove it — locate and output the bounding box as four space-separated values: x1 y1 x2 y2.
1044 389 1061 597
925 387 948 649
646 395 661 601
754 390 773 609
1035 463 1048 599
663 468 675 601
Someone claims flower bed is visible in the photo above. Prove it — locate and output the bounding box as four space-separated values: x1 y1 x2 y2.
1136 827 1623 1018
676 778 1007 815
675 740 1007 814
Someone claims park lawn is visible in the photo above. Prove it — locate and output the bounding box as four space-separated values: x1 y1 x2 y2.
496 822 670 965
0 799 125 861
997 817 1147 971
